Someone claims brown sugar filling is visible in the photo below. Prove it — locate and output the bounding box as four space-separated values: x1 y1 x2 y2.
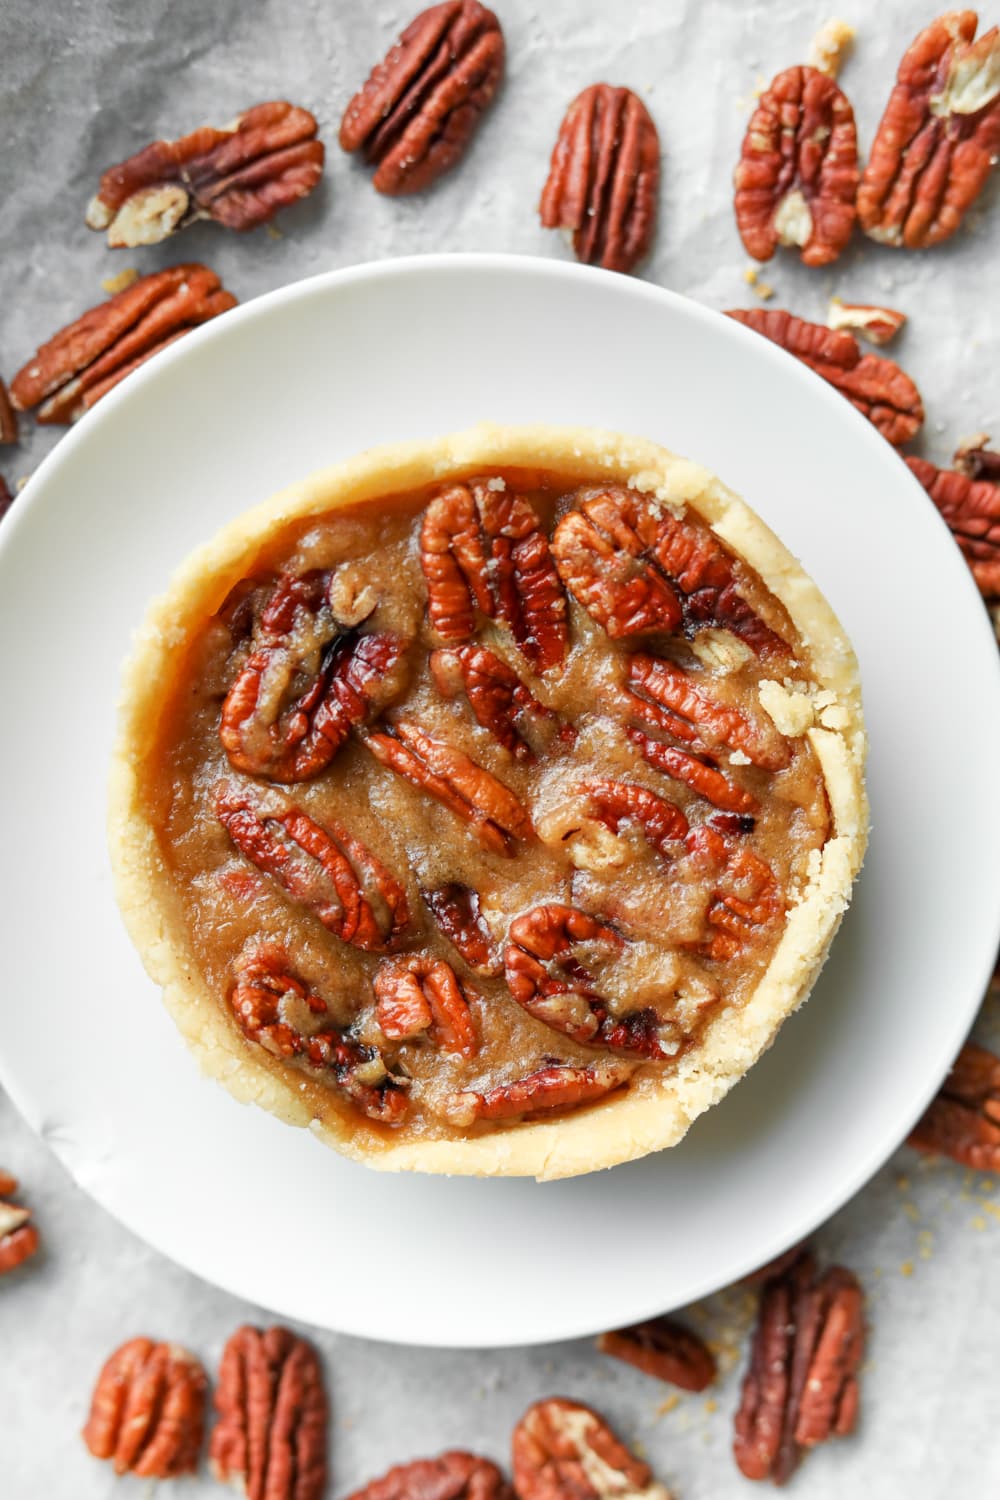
146 470 831 1146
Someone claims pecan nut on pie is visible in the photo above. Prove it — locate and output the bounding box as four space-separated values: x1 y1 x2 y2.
109 425 867 1179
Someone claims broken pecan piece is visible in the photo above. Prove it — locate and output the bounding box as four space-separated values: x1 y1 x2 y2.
909 1040 1000 1170
598 1317 717 1392
0 1171 40 1276
423 882 502 975
82 1337 207 1478
685 824 782 959
954 432 1000 482
540 84 660 274
512 1397 670 1500
629 728 757 814
0 378 17 444
375 954 478 1056
364 720 532 854
345 1451 513 1500
211 1324 327 1500
220 569 409 781
230 943 408 1122
733 1252 864 1484
906 454 1000 597
857 12 1000 248
727 307 924 446
9 264 236 425
827 299 906 346
431 645 553 760
216 787 410 950
86 101 323 247
339 2 504 194
734 65 858 267
624 653 790 770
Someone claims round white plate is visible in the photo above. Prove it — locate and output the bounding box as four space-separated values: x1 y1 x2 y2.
1 255 997 1348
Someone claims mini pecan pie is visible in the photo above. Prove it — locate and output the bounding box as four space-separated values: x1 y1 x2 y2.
110 425 867 1178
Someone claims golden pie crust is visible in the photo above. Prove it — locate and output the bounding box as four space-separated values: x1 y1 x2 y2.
108 424 868 1180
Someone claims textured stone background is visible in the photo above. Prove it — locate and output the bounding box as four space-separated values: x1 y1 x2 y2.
2 1 999 1495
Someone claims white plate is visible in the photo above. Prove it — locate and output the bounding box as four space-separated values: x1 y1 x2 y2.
1 255 997 1348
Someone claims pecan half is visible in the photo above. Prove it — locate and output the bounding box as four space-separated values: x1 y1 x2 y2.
345 1451 513 1500
734 65 858 267
827 299 906 346
0 1171 40 1276
727 307 924 446
512 1398 670 1500
82 1337 207 1479
420 483 569 670
574 779 690 857
954 432 1000 481
422 882 502 975
86 101 323 247
629 728 757 815
0 378 17 444
364 720 532 855
906 454 1000 596
211 1325 327 1500
230 943 408 1122
9 264 236 425
624 653 790 770
444 1060 633 1126
733 1253 864 1484
540 84 660 274
909 1040 1000 1170
216 787 410 951
339 2 504 194
431 645 552 760
220 570 409 782
685 824 782 959
598 1317 717 1392
375 954 478 1056
857 12 1000 248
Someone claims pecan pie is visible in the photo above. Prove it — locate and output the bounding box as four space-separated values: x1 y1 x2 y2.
109 426 866 1178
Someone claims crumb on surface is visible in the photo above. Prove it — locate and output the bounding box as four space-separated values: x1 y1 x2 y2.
807 18 856 77
101 266 139 296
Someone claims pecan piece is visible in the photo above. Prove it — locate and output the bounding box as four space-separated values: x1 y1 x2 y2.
422 882 502 975
827 299 906 346
727 306 924 446
220 569 409 781
230 943 408 1122
629 728 757 814
954 432 1000 481
734 1253 864 1484
553 485 789 655
540 84 660 274
0 1171 40 1276
431 645 553 760
0 378 17 444
375 954 478 1056
624 653 790 770
0 475 12 524
908 1040 1000 1170
685 824 782 959
216 788 409 951
907 454 1000 596
211 1324 328 1500
857 12 1000 249
598 1317 716 1392
420 483 568 669
9 264 236 425
444 1060 633 1126
82 1337 207 1478
364 720 532 855
86 101 323 247
345 1451 513 1500
339 2 504 195
512 1397 670 1500
574 778 690 857
734 66 858 267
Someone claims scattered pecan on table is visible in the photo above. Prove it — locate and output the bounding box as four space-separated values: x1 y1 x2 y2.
8 265 236 425
345 1451 514 1500
0 475 13 524
954 433 1000 482
512 1397 671 1500
86 101 323 246
734 64 858 266
0 1169 40 1276
540 83 660 275
826 300 906 346
727 307 924 446
733 1251 864 1485
857 11 1000 248
909 1040 1000 1170
82 1337 207 1478
598 1316 717 1391
339 2 504 194
211 1324 328 1500
0 377 18 443
906 454 1000 598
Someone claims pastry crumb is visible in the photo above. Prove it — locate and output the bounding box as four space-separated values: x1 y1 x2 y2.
101 267 140 296
807 18 855 77
656 1394 681 1417
900 1260 914 1277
